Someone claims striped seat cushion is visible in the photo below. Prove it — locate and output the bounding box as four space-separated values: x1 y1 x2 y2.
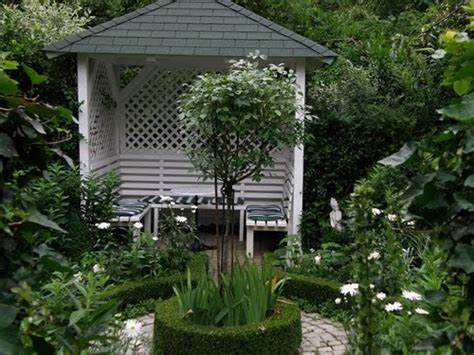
246 204 282 213
210 196 245 206
113 206 145 217
246 204 285 221
113 201 147 217
139 195 244 206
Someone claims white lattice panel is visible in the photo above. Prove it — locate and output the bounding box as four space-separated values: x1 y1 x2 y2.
123 68 200 152
89 62 117 160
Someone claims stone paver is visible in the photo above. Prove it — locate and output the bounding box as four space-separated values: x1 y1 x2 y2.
123 311 348 355
300 313 348 354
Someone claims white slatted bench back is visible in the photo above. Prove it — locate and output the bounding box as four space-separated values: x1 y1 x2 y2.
117 153 286 205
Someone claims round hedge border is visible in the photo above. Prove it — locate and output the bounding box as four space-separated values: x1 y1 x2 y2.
153 298 302 355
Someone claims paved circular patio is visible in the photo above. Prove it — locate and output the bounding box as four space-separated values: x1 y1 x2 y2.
125 311 348 355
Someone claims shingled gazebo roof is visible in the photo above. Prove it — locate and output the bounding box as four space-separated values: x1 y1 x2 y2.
44 0 336 64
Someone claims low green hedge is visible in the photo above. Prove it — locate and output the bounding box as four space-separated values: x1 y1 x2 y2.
105 253 208 306
282 273 341 305
153 298 301 355
264 253 341 306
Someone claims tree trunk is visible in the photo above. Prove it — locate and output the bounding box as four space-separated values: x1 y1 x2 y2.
214 174 220 280
221 184 234 273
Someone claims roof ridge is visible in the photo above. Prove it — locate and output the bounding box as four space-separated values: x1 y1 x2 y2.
44 0 174 51
216 0 334 57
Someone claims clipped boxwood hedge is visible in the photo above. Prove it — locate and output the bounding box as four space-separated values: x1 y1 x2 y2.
264 253 341 305
282 273 341 305
105 253 208 306
153 298 301 355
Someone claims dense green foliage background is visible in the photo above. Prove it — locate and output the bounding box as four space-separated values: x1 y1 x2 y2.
0 0 465 246
236 0 464 246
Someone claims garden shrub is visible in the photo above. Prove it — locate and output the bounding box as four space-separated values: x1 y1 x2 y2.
153 298 301 355
105 253 208 306
282 273 341 307
264 253 341 312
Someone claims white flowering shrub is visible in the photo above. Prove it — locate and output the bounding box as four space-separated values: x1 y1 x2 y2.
0 0 91 53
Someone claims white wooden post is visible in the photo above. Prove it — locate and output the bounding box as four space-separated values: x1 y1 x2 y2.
78 55 91 175
291 59 306 235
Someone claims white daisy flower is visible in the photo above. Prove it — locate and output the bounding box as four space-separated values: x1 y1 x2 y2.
73 272 82 282
95 222 111 230
340 283 359 296
133 222 143 230
123 319 142 339
335 298 342 304
455 32 469 43
415 308 429 315
385 302 403 312
372 208 382 216
431 49 447 59
92 264 104 273
376 292 386 301
175 216 188 224
368 251 381 260
402 290 423 301
387 214 397 222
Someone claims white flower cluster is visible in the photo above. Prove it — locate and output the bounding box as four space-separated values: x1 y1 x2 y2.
340 283 359 297
93 264 104 273
367 251 381 261
402 290 423 301
431 49 447 60
175 216 188 224
95 222 110 230
385 302 403 312
335 284 429 317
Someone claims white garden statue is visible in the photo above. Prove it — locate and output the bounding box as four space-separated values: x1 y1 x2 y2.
329 198 343 231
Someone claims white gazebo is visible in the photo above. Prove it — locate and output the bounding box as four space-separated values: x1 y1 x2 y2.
45 0 335 253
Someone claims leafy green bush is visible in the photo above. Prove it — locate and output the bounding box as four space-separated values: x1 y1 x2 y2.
105 253 208 306
15 270 119 354
298 244 352 283
173 263 285 327
153 298 301 355
23 163 120 257
282 273 341 307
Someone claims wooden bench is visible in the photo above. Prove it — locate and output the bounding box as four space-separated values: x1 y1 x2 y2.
139 194 246 239
245 204 288 257
111 201 152 232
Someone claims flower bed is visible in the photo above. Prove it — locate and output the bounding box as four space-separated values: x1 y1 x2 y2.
104 253 208 306
152 298 301 355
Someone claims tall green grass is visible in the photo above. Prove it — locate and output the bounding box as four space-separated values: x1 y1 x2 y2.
173 263 286 326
